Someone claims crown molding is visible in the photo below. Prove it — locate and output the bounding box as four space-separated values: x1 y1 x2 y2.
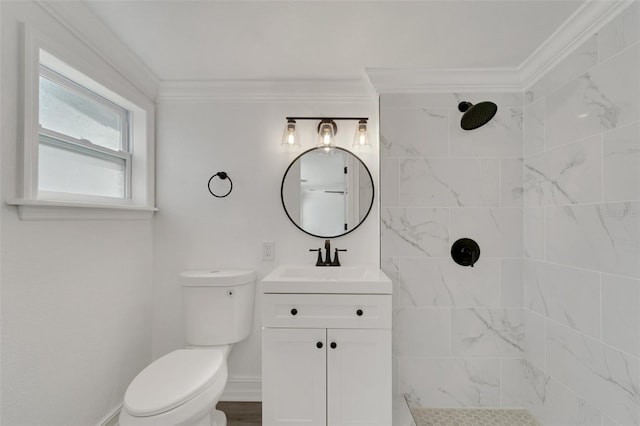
518 0 633 90
365 0 632 93
157 79 376 103
35 0 160 101
364 67 522 94
43 0 632 98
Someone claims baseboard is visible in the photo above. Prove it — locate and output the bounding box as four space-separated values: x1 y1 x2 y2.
98 405 121 426
220 376 262 402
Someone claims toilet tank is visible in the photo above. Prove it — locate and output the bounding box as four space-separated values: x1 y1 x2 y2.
180 270 256 346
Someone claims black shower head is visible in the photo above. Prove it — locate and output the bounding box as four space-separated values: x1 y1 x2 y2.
458 101 498 130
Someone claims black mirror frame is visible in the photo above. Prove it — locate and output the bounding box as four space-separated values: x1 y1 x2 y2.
280 147 375 239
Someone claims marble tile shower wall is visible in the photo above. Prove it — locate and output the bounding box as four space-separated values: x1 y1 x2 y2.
380 91 525 409
511 4 640 426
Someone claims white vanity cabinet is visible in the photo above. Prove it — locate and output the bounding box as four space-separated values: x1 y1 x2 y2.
261 293 392 426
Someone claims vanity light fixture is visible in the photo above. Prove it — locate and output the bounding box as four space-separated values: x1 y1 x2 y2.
282 117 369 152
281 118 300 150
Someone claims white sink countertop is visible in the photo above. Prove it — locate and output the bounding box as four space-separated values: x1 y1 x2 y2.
262 264 392 294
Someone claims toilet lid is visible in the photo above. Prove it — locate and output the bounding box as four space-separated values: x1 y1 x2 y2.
124 348 225 416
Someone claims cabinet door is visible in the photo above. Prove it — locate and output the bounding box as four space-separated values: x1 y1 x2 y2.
326 329 392 426
262 328 327 426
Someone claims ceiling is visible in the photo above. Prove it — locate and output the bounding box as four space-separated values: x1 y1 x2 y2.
83 0 585 82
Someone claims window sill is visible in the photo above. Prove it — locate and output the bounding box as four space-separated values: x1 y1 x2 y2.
7 199 157 220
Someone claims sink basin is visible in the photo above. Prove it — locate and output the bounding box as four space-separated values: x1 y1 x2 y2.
262 264 392 294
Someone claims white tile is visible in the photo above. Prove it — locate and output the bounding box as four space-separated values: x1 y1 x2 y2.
397 257 500 307
524 260 601 338
578 400 603 426
525 35 599 104
393 356 400 396
524 309 546 371
545 45 640 149
383 257 411 309
500 359 530 408
399 158 500 207
602 414 620 425
449 107 523 158
524 135 602 206
380 107 449 157
399 358 500 408
603 121 640 202
381 207 449 258
380 157 399 207
392 395 416 426
381 92 522 109
602 273 640 357
501 359 599 424
451 208 523 258
501 258 524 308
451 308 524 357
501 158 524 207
454 92 524 109
380 93 458 109
547 321 640 425
392 307 450 356
598 2 640 63
524 207 544 260
545 202 640 278
523 97 545 157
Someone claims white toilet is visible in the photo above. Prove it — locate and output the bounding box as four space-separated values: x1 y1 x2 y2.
119 270 256 426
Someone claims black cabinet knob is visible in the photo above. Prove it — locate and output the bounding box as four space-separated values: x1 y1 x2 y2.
356 309 363 316
316 341 323 349
330 342 337 349
290 308 298 316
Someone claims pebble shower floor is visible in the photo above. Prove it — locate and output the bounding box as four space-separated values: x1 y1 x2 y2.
410 408 541 426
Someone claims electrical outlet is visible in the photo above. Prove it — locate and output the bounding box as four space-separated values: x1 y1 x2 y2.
262 242 275 261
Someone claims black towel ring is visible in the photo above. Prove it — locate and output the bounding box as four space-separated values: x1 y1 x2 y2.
208 172 233 198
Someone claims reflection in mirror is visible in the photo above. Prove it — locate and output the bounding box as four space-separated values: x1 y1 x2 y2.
281 147 374 238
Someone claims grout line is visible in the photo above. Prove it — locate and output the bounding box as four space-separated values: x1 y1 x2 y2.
600 133 605 204
545 314 640 361
523 258 639 282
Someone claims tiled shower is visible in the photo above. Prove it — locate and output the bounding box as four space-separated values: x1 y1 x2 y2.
381 4 640 424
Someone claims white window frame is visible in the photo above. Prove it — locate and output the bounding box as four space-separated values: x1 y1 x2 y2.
39 64 133 199
10 23 156 220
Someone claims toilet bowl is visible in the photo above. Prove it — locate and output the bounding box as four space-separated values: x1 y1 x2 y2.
119 270 256 426
119 347 229 426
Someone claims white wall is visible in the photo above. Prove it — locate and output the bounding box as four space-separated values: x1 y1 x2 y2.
380 92 524 408
1 2 155 424
153 98 380 399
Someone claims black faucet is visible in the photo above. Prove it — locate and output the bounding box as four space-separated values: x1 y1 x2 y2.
324 240 332 266
310 240 347 266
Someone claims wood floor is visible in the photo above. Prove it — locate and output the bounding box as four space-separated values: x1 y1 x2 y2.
216 401 262 426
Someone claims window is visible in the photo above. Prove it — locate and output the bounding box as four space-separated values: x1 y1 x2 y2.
12 24 155 220
38 65 131 199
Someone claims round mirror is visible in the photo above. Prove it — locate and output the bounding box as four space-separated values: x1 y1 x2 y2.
281 147 374 238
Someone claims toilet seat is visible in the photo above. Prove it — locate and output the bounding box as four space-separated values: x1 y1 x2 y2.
124 348 225 417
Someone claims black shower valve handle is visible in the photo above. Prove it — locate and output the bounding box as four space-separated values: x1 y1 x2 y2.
451 238 481 268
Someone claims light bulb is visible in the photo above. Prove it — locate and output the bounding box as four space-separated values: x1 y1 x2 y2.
316 120 336 149
281 119 300 150
352 119 370 151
